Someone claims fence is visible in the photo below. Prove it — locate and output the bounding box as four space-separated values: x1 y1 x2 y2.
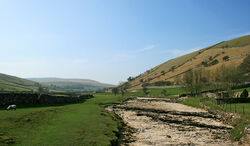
201 97 250 115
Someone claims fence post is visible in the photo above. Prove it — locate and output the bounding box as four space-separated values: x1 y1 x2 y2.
230 103 231 112
243 105 245 115
225 103 227 112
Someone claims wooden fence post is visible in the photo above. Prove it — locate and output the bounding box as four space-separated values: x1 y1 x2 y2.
225 103 227 112
243 105 245 115
230 103 231 112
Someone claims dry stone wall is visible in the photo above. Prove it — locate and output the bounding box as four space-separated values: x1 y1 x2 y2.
0 93 93 106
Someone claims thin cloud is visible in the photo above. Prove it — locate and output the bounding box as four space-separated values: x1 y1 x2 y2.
138 45 156 52
166 47 200 56
227 32 250 39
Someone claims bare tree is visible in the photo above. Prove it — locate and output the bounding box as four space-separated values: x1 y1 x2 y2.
112 88 119 96
183 68 206 95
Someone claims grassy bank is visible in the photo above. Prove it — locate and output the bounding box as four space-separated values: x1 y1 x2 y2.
181 97 250 141
127 87 187 98
0 94 130 145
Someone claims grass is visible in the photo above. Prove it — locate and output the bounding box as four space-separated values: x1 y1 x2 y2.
181 97 202 108
232 87 250 93
128 87 187 98
210 35 250 49
230 114 250 141
0 93 131 145
201 100 250 141
223 103 250 115
0 73 38 92
202 98 224 111
181 96 250 141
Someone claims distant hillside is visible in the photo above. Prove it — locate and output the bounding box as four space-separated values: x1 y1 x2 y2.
0 73 38 92
28 78 115 92
126 35 250 89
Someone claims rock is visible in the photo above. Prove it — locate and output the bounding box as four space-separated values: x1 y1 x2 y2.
241 125 250 145
109 97 235 145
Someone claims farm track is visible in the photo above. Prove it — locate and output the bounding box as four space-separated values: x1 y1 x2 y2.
107 97 237 146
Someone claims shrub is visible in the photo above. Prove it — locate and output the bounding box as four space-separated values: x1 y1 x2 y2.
161 70 166 75
223 56 230 61
153 81 172 86
201 61 208 67
240 89 248 98
142 86 149 95
209 59 219 66
161 89 167 96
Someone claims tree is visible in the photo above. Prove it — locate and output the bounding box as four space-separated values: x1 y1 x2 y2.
170 66 175 72
183 70 195 95
37 86 49 94
239 56 250 73
183 68 206 95
223 56 230 61
127 76 134 82
123 82 130 91
140 79 144 83
240 89 248 98
239 56 250 82
161 89 167 96
142 86 149 95
193 69 203 94
221 65 243 90
121 89 125 96
112 88 119 96
161 70 166 75
210 59 219 66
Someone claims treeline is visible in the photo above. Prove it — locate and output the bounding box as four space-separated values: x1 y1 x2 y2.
182 56 250 95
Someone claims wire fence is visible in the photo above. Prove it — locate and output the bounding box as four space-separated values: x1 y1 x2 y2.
201 97 250 115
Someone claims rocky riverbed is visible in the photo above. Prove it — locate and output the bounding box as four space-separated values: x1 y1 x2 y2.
107 97 238 146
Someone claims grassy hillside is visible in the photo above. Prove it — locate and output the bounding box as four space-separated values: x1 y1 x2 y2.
29 78 115 92
209 35 250 49
127 35 250 88
0 73 38 92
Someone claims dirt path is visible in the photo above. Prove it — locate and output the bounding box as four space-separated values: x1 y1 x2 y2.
107 97 237 146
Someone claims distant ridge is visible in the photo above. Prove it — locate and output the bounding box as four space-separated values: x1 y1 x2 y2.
28 78 115 92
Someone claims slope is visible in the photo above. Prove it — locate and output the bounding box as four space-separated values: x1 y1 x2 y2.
127 35 250 89
0 73 38 92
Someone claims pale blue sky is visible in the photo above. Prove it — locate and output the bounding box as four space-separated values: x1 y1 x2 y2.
0 0 250 84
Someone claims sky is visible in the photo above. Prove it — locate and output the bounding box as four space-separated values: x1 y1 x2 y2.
0 0 250 85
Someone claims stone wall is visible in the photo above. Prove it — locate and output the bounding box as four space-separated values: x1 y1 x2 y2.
215 98 250 104
0 93 93 106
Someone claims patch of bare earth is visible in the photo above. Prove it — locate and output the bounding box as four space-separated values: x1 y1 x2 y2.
107 97 238 146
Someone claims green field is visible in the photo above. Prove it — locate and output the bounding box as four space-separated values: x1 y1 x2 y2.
0 94 130 145
181 97 202 108
127 87 187 97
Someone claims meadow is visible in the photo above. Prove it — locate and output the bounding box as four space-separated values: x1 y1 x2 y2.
0 94 130 145
127 87 187 97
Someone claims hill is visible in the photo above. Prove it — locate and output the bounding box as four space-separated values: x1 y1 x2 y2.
126 35 250 89
28 78 115 92
0 73 39 92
